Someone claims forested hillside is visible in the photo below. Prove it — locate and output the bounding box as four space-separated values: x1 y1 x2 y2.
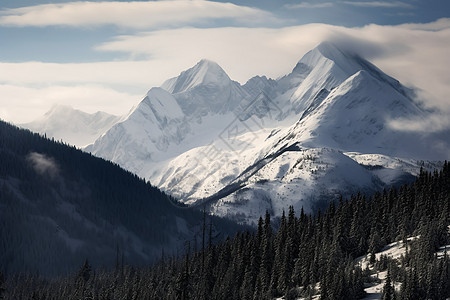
2 162 448 299
0 120 243 277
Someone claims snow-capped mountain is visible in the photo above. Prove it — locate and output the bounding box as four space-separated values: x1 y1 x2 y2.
268 69 425 158
161 59 248 116
86 59 252 175
87 42 449 225
21 105 121 147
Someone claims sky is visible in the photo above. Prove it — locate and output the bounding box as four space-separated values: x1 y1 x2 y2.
0 0 449 124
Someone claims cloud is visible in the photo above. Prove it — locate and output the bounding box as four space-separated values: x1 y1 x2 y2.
341 1 415 9
1 20 449 130
26 152 60 180
0 84 141 123
399 17 450 31
93 23 450 112
93 26 327 82
284 2 333 9
321 33 409 59
0 60 178 87
388 114 450 133
0 1 275 29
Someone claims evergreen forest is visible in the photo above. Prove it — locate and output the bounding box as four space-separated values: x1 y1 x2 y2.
0 120 244 277
1 155 449 299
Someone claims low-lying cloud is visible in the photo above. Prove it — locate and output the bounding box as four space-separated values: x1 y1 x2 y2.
323 33 409 60
26 152 60 180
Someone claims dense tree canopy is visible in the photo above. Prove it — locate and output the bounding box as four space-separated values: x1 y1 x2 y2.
0 120 244 277
2 154 449 298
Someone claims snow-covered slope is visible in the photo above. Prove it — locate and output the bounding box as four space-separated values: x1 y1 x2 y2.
87 42 449 225
295 234 450 300
161 59 248 116
357 236 450 300
21 105 120 147
207 147 386 224
86 59 252 175
85 88 189 173
270 69 428 158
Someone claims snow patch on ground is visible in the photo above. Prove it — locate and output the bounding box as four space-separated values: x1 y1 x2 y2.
357 237 418 270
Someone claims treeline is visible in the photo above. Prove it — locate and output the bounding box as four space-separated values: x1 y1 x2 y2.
2 162 449 299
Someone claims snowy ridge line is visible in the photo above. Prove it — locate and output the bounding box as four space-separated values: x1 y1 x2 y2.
83 41 450 224
21 104 121 147
191 142 301 208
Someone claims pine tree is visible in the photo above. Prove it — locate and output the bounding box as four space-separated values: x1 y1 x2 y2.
382 269 394 300
258 210 273 296
0 272 5 299
240 238 258 300
368 229 382 265
270 210 287 296
176 242 191 300
240 265 255 300
78 259 92 283
278 234 294 294
2 161 449 300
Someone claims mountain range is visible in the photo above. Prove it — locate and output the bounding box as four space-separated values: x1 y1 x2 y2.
23 42 449 225
21 104 121 147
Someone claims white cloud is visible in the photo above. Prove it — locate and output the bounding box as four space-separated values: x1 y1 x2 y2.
1 20 449 127
0 84 141 123
388 114 450 133
0 60 181 87
284 2 333 9
341 1 415 9
0 1 275 29
94 26 330 82
94 23 450 112
399 17 450 31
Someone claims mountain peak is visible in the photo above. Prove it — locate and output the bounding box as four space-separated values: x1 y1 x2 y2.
279 42 360 90
45 104 116 120
197 58 220 68
299 41 359 74
315 41 346 59
287 41 410 105
46 104 75 116
21 105 120 147
161 59 231 94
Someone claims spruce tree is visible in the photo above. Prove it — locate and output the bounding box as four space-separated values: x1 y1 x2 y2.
258 210 273 296
78 259 92 283
0 272 5 299
382 269 394 300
